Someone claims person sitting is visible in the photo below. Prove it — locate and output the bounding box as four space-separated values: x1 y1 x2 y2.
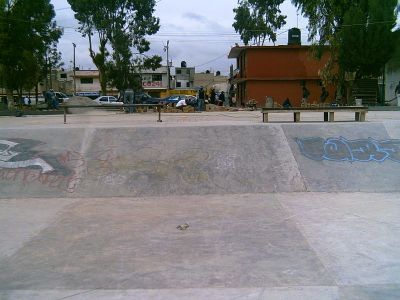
176 98 187 110
282 98 292 109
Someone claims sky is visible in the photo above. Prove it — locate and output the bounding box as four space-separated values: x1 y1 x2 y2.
51 0 310 75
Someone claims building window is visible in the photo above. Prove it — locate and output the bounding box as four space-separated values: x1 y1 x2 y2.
176 69 181 74
152 74 162 81
186 82 190 88
176 82 182 87
60 73 67 79
186 69 190 75
81 78 93 84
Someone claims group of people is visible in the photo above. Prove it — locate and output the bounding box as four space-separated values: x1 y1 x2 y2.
281 84 330 108
195 87 226 111
173 87 227 112
301 84 329 105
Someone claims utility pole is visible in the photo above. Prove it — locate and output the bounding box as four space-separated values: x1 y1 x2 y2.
72 43 76 95
164 40 170 90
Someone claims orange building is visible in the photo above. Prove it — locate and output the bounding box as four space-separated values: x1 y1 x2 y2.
228 45 335 107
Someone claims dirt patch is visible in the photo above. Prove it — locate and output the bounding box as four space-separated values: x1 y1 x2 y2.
65 96 99 114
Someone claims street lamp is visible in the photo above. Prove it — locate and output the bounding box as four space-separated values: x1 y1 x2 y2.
72 43 76 95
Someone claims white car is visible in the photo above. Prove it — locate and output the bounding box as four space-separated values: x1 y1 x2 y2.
93 96 123 106
54 92 69 103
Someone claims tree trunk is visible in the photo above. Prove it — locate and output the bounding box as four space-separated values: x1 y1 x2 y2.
99 66 107 95
6 88 14 110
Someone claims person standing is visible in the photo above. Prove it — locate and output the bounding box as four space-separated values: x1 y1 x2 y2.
218 91 225 106
210 88 216 105
395 81 400 96
320 86 329 103
302 84 310 105
395 81 400 106
197 87 205 111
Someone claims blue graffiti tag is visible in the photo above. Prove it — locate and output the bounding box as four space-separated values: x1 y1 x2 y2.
295 137 400 163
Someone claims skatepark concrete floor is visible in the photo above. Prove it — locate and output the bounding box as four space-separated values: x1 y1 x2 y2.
0 109 400 299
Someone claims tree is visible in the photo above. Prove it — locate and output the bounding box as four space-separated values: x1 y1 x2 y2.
292 0 398 81
68 0 162 94
233 0 287 46
0 0 61 109
339 0 397 78
43 42 64 90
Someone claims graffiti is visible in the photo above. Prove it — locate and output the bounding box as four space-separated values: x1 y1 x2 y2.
295 137 400 163
0 138 122 193
0 139 54 173
0 136 241 195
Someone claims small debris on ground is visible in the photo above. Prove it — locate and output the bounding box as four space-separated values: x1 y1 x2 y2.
176 223 189 230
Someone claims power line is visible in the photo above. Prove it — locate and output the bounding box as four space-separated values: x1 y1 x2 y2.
195 53 227 68
54 7 71 11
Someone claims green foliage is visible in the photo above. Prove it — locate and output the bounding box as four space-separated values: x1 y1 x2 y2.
292 0 398 79
0 0 61 108
339 0 397 78
233 0 287 46
68 0 161 93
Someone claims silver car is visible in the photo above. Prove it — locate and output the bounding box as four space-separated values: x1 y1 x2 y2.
93 96 123 106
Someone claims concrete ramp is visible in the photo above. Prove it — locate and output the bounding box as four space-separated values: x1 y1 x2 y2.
0 125 304 198
1 120 400 299
283 123 400 192
1 123 400 198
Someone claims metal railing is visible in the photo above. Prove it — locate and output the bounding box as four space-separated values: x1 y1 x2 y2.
61 104 165 124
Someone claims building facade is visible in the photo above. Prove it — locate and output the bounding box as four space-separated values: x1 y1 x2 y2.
175 66 195 89
194 73 229 91
228 45 334 107
57 67 170 97
141 66 169 97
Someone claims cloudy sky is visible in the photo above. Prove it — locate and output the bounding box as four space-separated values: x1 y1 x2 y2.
52 0 310 74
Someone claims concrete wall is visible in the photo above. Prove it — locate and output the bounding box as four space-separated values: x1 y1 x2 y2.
385 62 400 105
247 80 332 107
246 46 330 79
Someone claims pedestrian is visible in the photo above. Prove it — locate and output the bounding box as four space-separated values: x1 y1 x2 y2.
45 90 53 108
395 81 400 96
23 96 30 106
197 87 205 111
302 85 310 105
176 98 187 110
320 86 329 103
49 90 59 109
218 91 225 106
210 88 216 105
282 98 292 108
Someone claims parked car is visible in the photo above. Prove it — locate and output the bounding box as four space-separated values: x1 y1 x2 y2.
185 95 198 107
161 95 186 105
75 92 101 100
54 92 69 103
161 95 198 107
137 93 163 105
94 96 123 105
